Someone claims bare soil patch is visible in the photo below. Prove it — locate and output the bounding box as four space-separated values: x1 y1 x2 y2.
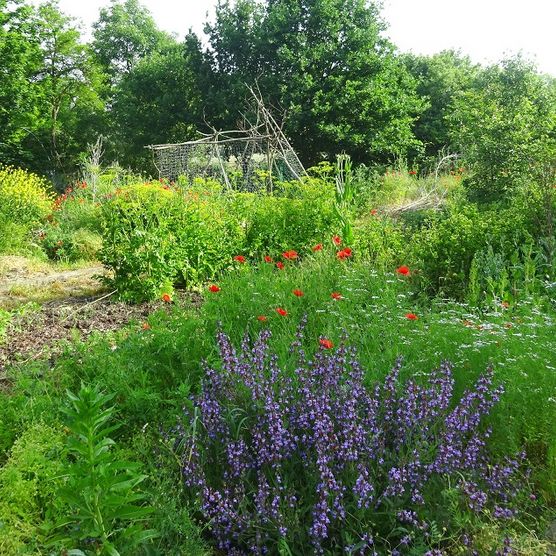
0 291 202 376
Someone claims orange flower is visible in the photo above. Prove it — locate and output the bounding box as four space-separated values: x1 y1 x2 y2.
331 292 342 300
370 209 378 216
141 322 150 330
319 338 334 349
208 284 220 293
396 265 411 276
312 243 323 252
501 301 510 309
276 261 285 270
409 170 417 175
332 235 342 246
264 255 273 263
162 293 172 303
257 315 268 322
405 313 418 320
276 307 288 316
234 255 246 263
282 250 298 260
292 289 304 297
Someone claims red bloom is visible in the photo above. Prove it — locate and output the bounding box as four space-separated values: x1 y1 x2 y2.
501 301 510 309
257 315 268 322
275 307 288 316
409 170 417 175
234 255 246 264
162 293 172 303
336 248 352 260
405 313 418 320
276 261 285 270
331 292 342 300
312 243 323 252
282 250 298 260
370 209 378 216
396 265 411 276
332 235 342 246
141 322 151 330
292 289 304 297
208 284 220 293
264 255 273 263
319 338 334 349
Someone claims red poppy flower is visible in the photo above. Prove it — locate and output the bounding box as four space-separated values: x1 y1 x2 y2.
234 255 246 263
312 243 323 252
141 322 151 330
276 261 285 270
331 292 342 300
337 248 352 260
257 315 268 322
282 250 298 260
264 255 273 263
276 307 288 316
332 235 342 246
208 284 220 293
162 293 172 303
319 338 334 349
396 265 411 276
370 209 378 216
405 313 418 320
292 289 304 297
409 170 417 175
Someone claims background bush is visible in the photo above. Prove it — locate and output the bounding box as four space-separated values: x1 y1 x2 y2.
0 165 53 254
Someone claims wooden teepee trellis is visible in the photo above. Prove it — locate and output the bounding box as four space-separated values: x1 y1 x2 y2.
146 87 307 191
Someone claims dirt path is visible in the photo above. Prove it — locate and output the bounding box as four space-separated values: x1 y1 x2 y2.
0 257 106 308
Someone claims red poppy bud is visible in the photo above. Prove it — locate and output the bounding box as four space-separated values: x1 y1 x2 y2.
264 255 273 263
275 307 288 316
292 289 304 297
257 315 267 322
276 262 285 270
312 243 323 252
209 284 220 293
331 292 342 300
332 235 342 246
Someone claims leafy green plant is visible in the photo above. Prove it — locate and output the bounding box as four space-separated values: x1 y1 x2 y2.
52 385 156 555
0 424 67 555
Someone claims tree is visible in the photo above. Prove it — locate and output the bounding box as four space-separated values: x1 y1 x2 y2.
403 50 479 158
111 33 208 170
0 0 44 167
205 0 424 165
450 56 556 202
92 0 174 83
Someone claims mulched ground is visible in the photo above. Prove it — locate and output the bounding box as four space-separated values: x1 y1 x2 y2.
0 291 202 377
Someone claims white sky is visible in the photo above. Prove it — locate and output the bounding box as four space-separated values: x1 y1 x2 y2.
35 0 556 76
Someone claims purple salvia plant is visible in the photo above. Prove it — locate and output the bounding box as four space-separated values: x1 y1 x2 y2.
175 325 526 554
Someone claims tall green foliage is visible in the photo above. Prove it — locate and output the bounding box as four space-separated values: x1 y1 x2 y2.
206 0 424 165
450 56 556 202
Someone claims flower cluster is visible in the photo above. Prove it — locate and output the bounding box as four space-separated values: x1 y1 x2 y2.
175 326 525 554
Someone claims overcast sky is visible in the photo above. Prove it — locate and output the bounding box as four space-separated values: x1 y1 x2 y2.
35 0 556 76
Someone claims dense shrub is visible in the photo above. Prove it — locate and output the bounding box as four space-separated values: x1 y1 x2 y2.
99 181 243 301
174 326 527 554
0 165 53 254
233 178 338 257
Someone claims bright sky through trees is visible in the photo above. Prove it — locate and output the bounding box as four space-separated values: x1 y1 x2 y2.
30 0 556 76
